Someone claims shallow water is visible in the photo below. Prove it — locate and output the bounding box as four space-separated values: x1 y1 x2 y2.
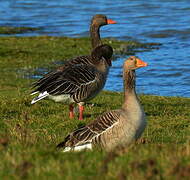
1 0 190 97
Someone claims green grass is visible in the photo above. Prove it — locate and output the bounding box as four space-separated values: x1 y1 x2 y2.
0 36 189 180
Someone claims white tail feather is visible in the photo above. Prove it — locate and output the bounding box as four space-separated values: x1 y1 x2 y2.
31 91 49 104
63 144 92 152
30 91 38 95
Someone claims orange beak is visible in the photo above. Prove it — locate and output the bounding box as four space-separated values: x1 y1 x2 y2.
107 19 117 24
136 58 148 67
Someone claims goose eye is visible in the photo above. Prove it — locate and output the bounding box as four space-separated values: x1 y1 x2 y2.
129 57 133 61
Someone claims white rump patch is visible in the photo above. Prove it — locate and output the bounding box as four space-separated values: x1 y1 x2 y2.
31 91 49 104
63 143 92 152
49 94 74 103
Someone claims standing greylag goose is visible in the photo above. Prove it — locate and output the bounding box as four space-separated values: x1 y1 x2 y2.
56 56 148 152
31 44 113 120
90 14 116 49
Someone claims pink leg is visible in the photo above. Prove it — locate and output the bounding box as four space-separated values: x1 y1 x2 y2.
69 105 74 119
78 105 84 120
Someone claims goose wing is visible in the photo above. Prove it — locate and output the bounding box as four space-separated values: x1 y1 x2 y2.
56 110 121 149
32 55 93 88
32 64 97 96
55 55 94 72
61 55 93 67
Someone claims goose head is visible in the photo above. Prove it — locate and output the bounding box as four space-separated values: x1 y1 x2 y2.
91 14 116 27
91 44 113 66
123 56 148 71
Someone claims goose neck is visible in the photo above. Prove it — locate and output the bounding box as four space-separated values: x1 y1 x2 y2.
122 70 139 109
90 23 102 49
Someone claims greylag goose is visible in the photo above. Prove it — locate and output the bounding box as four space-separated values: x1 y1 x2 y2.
90 14 116 49
31 44 113 120
56 56 148 152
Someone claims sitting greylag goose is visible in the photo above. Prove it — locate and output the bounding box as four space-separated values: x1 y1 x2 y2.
90 14 116 49
56 56 148 152
31 44 113 120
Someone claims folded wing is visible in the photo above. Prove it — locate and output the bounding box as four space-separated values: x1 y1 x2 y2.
56 110 121 150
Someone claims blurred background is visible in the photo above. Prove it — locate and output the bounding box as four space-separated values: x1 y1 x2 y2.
0 0 190 97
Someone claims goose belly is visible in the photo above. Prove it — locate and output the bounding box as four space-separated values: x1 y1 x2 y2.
124 110 146 141
49 94 75 104
134 113 147 139
98 111 146 151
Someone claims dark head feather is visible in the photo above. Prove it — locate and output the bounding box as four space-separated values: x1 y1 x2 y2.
91 44 113 66
91 14 107 26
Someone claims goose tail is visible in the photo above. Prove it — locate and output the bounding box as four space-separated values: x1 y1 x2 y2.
64 144 92 152
56 138 92 152
31 91 49 104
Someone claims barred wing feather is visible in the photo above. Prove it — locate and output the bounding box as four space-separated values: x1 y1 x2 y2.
32 64 97 96
56 110 121 149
